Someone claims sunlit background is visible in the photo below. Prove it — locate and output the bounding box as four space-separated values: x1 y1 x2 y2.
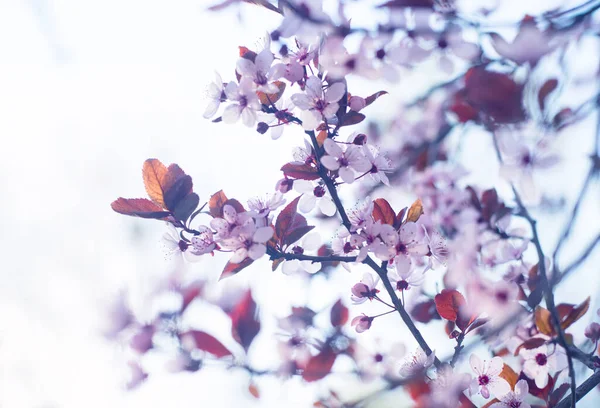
1 0 599 407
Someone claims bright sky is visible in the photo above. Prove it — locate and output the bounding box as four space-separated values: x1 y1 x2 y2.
0 1 598 407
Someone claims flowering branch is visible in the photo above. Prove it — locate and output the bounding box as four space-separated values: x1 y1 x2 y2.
492 132 577 408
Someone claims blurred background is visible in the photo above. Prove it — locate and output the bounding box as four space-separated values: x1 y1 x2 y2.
0 0 599 407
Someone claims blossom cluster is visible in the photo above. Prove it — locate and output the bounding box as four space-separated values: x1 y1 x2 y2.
109 0 600 406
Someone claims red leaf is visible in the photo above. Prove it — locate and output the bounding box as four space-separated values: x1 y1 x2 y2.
163 175 193 212
221 257 254 280
372 198 395 226
209 190 228 217
340 111 365 127
275 196 313 247
111 198 171 219
172 192 199 222
330 299 349 327
411 299 440 323
142 158 169 208
364 90 388 107
180 281 204 313
230 290 261 352
281 162 320 180
450 94 479 123
463 67 525 124
302 347 337 382
538 79 558 112
561 297 590 330
514 337 547 356
435 289 466 322
181 330 232 358
395 207 408 228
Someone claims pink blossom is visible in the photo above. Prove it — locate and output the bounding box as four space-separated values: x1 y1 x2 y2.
210 204 252 239
351 313 373 333
498 130 559 204
203 71 225 119
162 224 203 262
520 344 565 389
189 226 216 255
490 21 573 65
281 232 322 275
291 76 345 130
399 348 435 377
363 144 393 186
347 198 375 232
353 340 406 381
468 354 510 399
320 139 371 184
220 222 274 263
585 322 600 341
350 273 380 304
490 379 531 408
426 364 472 408
236 48 280 93
222 78 262 127
293 180 336 216
377 222 429 261
387 256 424 292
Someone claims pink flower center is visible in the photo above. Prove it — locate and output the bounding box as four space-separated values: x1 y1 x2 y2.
396 280 409 291
535 353 548 366
396 242 407 254
313 185 326 197
343 242 355 254
374 353 384 363
478 375 490 386
313 99 327 112
508 399 521 408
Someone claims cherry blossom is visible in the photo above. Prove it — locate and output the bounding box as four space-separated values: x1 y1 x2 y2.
497 130 559 204
347 198 375 232
222 78 262 127
426 364 472 408
377 222 429 261
353 340 406 381
189 226 216 255
489 379 531 408
350 273 380 304
247 192 286 224
584 322 600 342
399 348 436 377
490 21 573 65
293 180 336 216
237 47 280 93
210 204 252 239
281 232 322 275
291 76 346 130
468 354 510 399
363 144 393 186
387 256 424 293
434 27 480 74
162 224 202 262
203 71 225 119
521 344 566 388
220 222 274 263
276 0 331 42
351 313 373 333
320 139 372 184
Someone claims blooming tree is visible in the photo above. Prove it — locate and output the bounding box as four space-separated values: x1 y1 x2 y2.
109 1 600 407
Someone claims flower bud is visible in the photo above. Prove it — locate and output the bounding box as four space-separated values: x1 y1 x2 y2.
256 122 269 134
